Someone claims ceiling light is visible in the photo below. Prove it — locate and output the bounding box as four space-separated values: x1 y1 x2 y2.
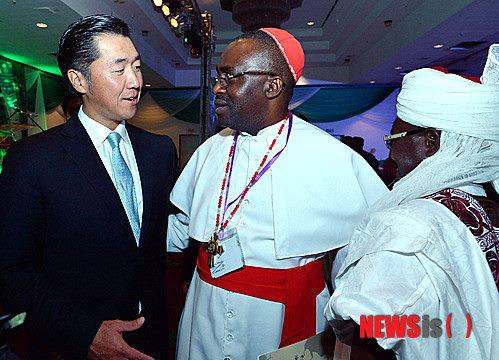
36 22 48 28
170 16 179 28
307 21 315 26
145 84 151 87
153 0 162 7
162 4 170 16
369 80 376 84
394 66 402 70
433 44 444 49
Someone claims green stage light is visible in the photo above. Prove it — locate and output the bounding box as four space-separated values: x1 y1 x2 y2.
0 52 61 76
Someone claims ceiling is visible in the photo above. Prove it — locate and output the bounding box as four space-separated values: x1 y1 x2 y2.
1 0 497 87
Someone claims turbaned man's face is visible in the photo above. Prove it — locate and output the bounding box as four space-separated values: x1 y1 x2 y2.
389 118 429 180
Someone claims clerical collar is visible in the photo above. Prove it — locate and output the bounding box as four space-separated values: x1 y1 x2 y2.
238 115 291 139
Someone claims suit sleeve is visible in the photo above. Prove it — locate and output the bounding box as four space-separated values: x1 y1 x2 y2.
166 137 180 211
0 143 102 359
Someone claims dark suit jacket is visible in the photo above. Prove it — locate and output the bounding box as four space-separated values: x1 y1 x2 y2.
0 115 178 358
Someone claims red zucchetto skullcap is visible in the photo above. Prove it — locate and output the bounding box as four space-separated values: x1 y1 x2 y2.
260 27 304 81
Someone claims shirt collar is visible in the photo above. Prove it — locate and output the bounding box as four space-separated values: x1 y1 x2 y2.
78 106 130 147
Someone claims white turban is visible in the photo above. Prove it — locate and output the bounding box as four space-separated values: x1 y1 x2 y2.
374 44 499 210
397 70 498 140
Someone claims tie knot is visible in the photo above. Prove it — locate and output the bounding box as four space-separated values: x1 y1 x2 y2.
107 132 121 149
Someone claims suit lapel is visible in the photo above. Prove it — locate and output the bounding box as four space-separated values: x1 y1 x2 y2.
59 115 136 245
126 124 153 248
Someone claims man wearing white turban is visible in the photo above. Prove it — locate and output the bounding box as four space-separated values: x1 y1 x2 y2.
325 44 499 359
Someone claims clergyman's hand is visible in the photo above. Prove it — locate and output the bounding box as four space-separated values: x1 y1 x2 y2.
88 317 153 360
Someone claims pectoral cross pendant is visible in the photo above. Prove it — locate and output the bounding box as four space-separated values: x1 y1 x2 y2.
206 233 224 268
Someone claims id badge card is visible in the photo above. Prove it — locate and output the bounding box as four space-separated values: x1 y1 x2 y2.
210 228 245 278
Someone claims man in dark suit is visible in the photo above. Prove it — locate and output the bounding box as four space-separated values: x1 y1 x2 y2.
0 15 177 359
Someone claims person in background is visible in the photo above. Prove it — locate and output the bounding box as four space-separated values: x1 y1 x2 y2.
340 135 380 174
0 15 177 359
167 28 387 360
326 44 499 359
352 136 380 174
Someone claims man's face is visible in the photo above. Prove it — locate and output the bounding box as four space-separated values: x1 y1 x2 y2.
389 118 428 180
213 39 271 133
83 34 142 125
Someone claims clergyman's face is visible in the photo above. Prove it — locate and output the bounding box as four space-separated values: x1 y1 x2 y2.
212 39 270 132
389 118 427 180
83 34 142 126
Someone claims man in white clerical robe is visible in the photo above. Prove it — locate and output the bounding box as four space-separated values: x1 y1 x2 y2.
167 28 388 360
326 44 499 360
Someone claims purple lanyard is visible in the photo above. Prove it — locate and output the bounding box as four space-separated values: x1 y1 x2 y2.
221 114 293 225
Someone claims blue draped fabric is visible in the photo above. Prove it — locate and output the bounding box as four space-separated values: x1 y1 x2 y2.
291 85 396 122
289 86 321 109
175 96 200 124
143 85 397 125
148 88 200 117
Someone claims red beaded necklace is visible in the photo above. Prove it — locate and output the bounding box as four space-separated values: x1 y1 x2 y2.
215 115 290 233
205 113 293 267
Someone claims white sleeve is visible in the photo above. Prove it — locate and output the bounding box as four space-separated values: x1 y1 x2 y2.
166 212 191 252
325 250 438 352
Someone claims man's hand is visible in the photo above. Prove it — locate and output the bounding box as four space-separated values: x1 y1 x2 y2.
88 317 154 360
329 319 396 359
329 318 358 345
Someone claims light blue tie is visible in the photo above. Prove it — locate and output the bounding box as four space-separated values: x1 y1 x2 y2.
107 132 141 243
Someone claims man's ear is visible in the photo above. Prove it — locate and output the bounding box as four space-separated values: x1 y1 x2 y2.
424 128 440 157
67 69 90 95
264 76 284 100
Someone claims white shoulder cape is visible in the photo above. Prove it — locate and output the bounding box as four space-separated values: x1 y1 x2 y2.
169 116 388 259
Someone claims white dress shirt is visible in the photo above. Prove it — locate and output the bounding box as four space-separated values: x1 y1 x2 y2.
78 107 143 244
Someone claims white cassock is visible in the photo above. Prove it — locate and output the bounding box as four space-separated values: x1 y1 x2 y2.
167 115 388 360
326 185 499 360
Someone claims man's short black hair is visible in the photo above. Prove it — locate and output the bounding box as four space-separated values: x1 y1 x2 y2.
57 15 131 93
234 30 296 103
